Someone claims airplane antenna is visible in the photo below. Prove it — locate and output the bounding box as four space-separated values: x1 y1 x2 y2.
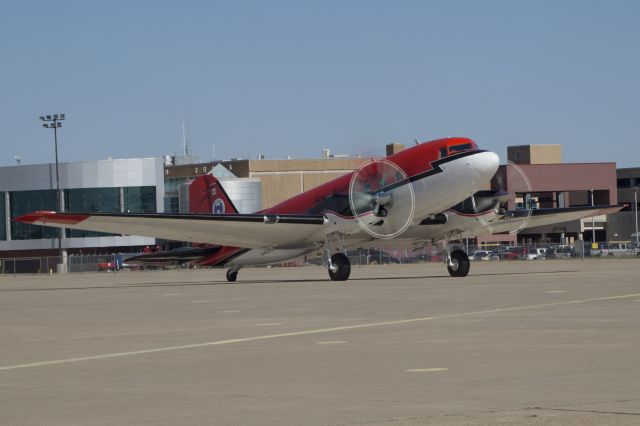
14 155 21 165
414 138 420 146
181 122 192 157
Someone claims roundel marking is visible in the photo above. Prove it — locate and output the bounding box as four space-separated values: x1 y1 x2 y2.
212 198 225 214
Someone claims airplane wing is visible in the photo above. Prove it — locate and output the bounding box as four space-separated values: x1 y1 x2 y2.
15 211 327 249
389 204 624 245
476 205 622 235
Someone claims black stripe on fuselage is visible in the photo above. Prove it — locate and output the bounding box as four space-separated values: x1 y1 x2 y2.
382 149 486 192
218 248 252 267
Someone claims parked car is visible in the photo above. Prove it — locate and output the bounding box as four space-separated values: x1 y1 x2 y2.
488 251 502 260
546 245 574 259
598 242 639 257
96 254 124 271
525 248 547 260
97 261 117 271
498 247 522 260
470 250 491 261
366 249 401 264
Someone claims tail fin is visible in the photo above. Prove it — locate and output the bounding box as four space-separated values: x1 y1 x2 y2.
189 174 239 214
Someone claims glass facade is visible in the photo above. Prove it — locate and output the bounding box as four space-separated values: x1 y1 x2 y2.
0 192 5 241
163 178 183 214
618 178 631 188
124 186 157 213
7 186 157 241
66 188 120 213
65 188 121 238
10 190 59 240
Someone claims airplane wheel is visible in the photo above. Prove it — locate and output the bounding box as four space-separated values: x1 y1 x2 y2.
226 269 238 282
447 250 470 277
328 253 351 281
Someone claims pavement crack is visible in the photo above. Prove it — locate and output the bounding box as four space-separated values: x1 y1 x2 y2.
218 392 437 406
318 408 525 426
528 406 640 416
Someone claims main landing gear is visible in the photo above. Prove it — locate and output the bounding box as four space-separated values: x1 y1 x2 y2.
447 249 470 277
328 253 351 281
324 232 350 281
226 268 239 282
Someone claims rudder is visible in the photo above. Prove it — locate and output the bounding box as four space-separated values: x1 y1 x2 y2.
188 174 239 214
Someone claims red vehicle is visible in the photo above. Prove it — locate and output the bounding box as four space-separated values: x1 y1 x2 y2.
17 137 620 282
96 261 116 272
501 247 524 260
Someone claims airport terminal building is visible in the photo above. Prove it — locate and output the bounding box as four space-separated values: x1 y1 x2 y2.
0 158 164 256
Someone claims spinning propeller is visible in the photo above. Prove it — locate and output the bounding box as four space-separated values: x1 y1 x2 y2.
348 159 415 239
477 160 534 234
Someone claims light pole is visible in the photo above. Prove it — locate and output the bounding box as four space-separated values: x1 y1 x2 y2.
590 189 596 243
39 113 66 271
634 187 639 246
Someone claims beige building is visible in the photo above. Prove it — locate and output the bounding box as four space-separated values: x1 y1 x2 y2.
165 156 381 211
508 144 562 165
165 144 411 210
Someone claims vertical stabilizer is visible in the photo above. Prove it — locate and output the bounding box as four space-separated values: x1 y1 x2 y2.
188 174 239 214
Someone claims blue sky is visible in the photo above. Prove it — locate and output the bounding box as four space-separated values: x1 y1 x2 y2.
1 1 638 167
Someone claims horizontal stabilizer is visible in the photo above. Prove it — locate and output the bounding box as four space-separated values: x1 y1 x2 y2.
125 246 222 266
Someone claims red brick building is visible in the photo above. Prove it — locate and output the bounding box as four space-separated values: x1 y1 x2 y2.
478 145 617 245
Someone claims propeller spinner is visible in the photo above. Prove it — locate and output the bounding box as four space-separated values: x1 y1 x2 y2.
348 159 415 239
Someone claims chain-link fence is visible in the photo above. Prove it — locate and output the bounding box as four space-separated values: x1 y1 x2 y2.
1 254 122 274
1 242 638 274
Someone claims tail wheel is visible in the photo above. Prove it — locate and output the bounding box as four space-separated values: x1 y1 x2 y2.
447 249 470 277
226 269 238 282
328 253 351 281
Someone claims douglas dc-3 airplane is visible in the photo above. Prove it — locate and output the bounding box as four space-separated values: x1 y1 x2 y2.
16 137 620 282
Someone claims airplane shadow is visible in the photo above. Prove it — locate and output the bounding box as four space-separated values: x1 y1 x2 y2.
0 270 578 293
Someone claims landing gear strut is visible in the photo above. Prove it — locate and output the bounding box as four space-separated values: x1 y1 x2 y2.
328 253 351 281
447 249 470 277
226 269 239 282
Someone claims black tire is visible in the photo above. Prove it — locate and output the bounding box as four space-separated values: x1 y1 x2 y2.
226 269 238 282
328 253 351 281
447 249 470 277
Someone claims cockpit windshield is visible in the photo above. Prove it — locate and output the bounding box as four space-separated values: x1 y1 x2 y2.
439 143 474 159
448 143 472 153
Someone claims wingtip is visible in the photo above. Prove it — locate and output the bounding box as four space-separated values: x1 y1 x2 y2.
13 211 89 225
13 211 57 224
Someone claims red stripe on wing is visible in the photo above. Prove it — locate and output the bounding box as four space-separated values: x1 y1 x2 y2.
14 211 90 225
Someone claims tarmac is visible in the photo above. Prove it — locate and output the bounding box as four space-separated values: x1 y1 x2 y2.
1 259 639 425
